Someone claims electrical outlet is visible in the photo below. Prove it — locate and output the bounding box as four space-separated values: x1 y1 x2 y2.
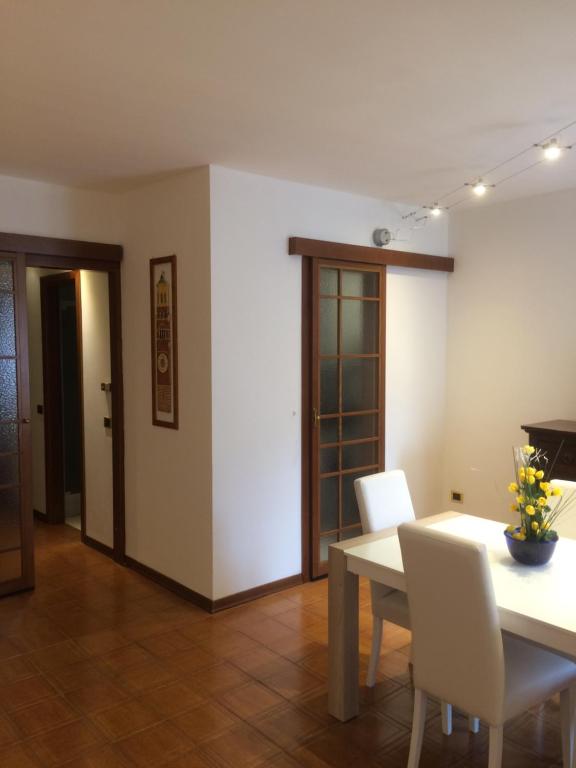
451 490 464 504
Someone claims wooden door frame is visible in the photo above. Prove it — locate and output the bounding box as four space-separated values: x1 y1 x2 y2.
0 232 125 564
292 237 454 581
39 271 82 527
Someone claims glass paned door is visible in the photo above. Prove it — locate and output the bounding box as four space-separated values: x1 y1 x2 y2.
0 254 33 596
311 261 385 576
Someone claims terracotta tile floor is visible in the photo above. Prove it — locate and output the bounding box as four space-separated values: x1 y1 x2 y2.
0 523 566 767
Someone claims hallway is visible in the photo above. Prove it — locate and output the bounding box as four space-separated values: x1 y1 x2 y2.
0 525 563 767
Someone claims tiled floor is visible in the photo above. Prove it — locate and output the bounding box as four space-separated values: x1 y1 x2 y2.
0 523 566 767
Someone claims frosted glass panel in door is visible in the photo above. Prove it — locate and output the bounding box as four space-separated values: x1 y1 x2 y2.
320 418 338 445
0 262 13 291
0 423 18 453
319 268 338 295
342 441 378 470
341 300 378 354
0 360 18 421
342 359 378 412
320 299 338 355
320 447 338 474
320 359 338 414
341 270 379 298
342 413 379 441
0 453 19 487
320 477 339 533
0 293 16 356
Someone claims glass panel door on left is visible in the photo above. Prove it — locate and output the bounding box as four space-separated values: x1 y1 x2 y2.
0 254 33 595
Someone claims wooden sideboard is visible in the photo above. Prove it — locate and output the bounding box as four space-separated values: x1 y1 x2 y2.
521 420 576 482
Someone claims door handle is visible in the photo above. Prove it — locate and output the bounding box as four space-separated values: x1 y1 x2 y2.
21 418 30 424
312 408 320 428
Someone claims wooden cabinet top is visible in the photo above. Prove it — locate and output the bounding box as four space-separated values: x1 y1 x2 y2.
522 420 576 438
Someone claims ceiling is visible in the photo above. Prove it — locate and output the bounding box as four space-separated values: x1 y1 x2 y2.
2 0 576 206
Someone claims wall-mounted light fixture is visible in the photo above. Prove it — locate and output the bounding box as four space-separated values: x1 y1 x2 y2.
372 228 393 247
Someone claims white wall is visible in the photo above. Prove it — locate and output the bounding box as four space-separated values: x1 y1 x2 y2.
386 267 448 516
210 166 449 599
0 175 121 242
444 188 576 524
120 169 213 599
81 270 114 547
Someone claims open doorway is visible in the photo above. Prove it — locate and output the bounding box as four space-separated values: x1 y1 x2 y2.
39 271 82 529
27 266 115 551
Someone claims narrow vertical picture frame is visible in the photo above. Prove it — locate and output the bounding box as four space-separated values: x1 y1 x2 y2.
150 255 179 429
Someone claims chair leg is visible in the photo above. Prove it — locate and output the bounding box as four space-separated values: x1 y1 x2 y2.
560 686 576 768
366 615 383 687
488 725 503 768
469 716 480 734
407 689 428 768
441 702 452 736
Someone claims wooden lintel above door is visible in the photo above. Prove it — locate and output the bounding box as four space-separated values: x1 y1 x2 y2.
288 237 454 273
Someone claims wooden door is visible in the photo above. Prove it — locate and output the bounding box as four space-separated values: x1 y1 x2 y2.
310 260 385 577
0 253 34 595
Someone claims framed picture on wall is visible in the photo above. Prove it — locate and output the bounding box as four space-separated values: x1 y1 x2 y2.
150 255 179 429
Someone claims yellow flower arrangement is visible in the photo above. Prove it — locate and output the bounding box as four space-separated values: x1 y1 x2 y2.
506 445 576 543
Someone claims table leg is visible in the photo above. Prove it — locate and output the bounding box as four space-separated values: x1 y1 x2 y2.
328 545 359 721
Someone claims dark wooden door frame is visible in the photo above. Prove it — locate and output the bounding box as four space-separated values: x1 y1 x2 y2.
0 232 125 565
289 237 455 272
39 271 82 526
292 236 454 581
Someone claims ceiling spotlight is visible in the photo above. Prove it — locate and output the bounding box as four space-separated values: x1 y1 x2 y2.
429 203 443 217
472 180 488 196
465 179 495 197
535 138 572 161
542 139 562 160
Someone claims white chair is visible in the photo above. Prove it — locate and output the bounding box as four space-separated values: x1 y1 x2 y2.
398 523 576 768
551 479 576 540
354 470 462 735
354 470 415 688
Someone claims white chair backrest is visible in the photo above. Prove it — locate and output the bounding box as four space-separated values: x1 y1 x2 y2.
398 523 505 724
550 479 576 540
354 470 415 534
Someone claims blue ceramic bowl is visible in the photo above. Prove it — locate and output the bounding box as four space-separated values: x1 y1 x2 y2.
504 528 557 566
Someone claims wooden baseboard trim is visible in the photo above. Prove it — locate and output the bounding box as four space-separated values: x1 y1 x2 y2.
212 573 304 612
83 535 114 559
124 555 213 613
123 556 303 614
33 509 48 522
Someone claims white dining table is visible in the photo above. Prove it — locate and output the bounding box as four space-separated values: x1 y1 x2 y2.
328 511 576 722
